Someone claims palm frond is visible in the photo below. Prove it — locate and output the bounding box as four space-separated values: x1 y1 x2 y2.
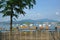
0 0 36 18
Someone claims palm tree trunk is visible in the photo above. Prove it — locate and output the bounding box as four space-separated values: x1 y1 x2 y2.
10 14 12 40
55 27 57 32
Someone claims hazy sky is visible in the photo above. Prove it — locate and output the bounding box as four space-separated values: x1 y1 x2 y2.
0 0 60 22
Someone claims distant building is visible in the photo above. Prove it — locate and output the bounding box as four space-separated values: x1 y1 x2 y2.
29 24 33 27
0 27 4 30
19 25 28 29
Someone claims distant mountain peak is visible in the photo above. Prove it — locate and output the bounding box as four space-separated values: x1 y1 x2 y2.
0 18 60 24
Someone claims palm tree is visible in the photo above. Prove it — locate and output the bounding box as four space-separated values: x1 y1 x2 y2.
0 0 36 35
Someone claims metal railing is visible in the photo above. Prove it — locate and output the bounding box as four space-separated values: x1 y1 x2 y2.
0 30 60 40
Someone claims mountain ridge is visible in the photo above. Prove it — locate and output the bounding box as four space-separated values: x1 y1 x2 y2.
0 19 60 24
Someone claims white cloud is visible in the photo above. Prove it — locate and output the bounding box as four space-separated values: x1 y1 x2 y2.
28 13 43 20
0 14 10 22
16 12 44 21
56 12 59 15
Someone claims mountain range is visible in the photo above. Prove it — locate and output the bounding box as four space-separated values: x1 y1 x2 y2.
0 19 60 24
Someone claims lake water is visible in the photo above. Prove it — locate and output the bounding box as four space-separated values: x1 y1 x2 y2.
0 23 17 30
